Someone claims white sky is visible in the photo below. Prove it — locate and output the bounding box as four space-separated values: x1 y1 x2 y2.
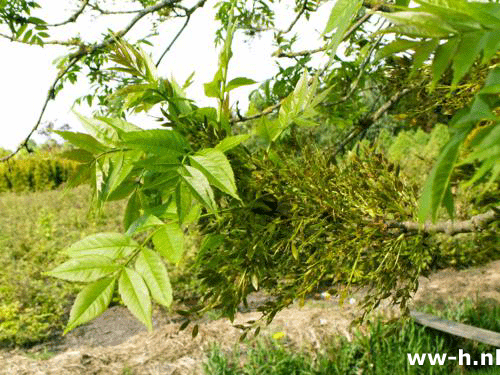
0 0 332 151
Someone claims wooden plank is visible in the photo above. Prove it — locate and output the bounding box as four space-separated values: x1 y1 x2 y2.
411 310 500 347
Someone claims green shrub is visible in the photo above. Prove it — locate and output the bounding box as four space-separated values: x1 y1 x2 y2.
0 156 78 193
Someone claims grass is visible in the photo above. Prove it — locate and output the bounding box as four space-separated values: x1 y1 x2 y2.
0 185 124 347
204 299 500 375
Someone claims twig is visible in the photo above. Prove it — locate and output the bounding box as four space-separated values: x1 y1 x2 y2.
327 33 383 107
156 0 207 67
45 0 90 27
362 1 393 13
386 207 500 235
1 57 82 162
330 87 412 160
279 1 308 35
230 101 282 124
243 10 380 124
69 0 184 60
0 31 81 46
156 15 190 67
244 0 308 36
89 2 144 15
275 11 374 58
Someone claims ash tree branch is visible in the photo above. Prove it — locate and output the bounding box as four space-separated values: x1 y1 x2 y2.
69 0 185 60
387 207 500 235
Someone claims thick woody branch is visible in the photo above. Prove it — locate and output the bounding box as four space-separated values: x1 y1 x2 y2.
387 207 500 235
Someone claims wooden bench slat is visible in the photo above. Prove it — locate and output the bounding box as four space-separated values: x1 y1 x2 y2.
411 310 500 348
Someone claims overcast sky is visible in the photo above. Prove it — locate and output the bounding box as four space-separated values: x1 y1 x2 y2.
0 0 332 151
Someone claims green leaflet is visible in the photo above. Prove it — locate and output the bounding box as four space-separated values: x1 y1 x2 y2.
152 223 184 264
59 149 94 163
215 134 251 153
380 12 457 38
65 232 139 259
121 129 190 155
98 117 142 138
65 277 116 334
323 0 363 69
126 214 164 236
47 255 119 282
118 268 153 331
175 181 192 225
63 161 95 190
204 70 223 98
323 0 362 34
135 249 173 307
451 31 487 87
98 150 142 203
73 111 120 147
124 191 142 232
180 166 217 213
377 2 500 89
225 77 257 93
54 131 108 155
418 123 474 222
374 39 423 63
411 39 439 75
189 148 240 200
431 37 459 89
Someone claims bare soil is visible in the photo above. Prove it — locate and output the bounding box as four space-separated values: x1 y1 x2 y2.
1 260 500 375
